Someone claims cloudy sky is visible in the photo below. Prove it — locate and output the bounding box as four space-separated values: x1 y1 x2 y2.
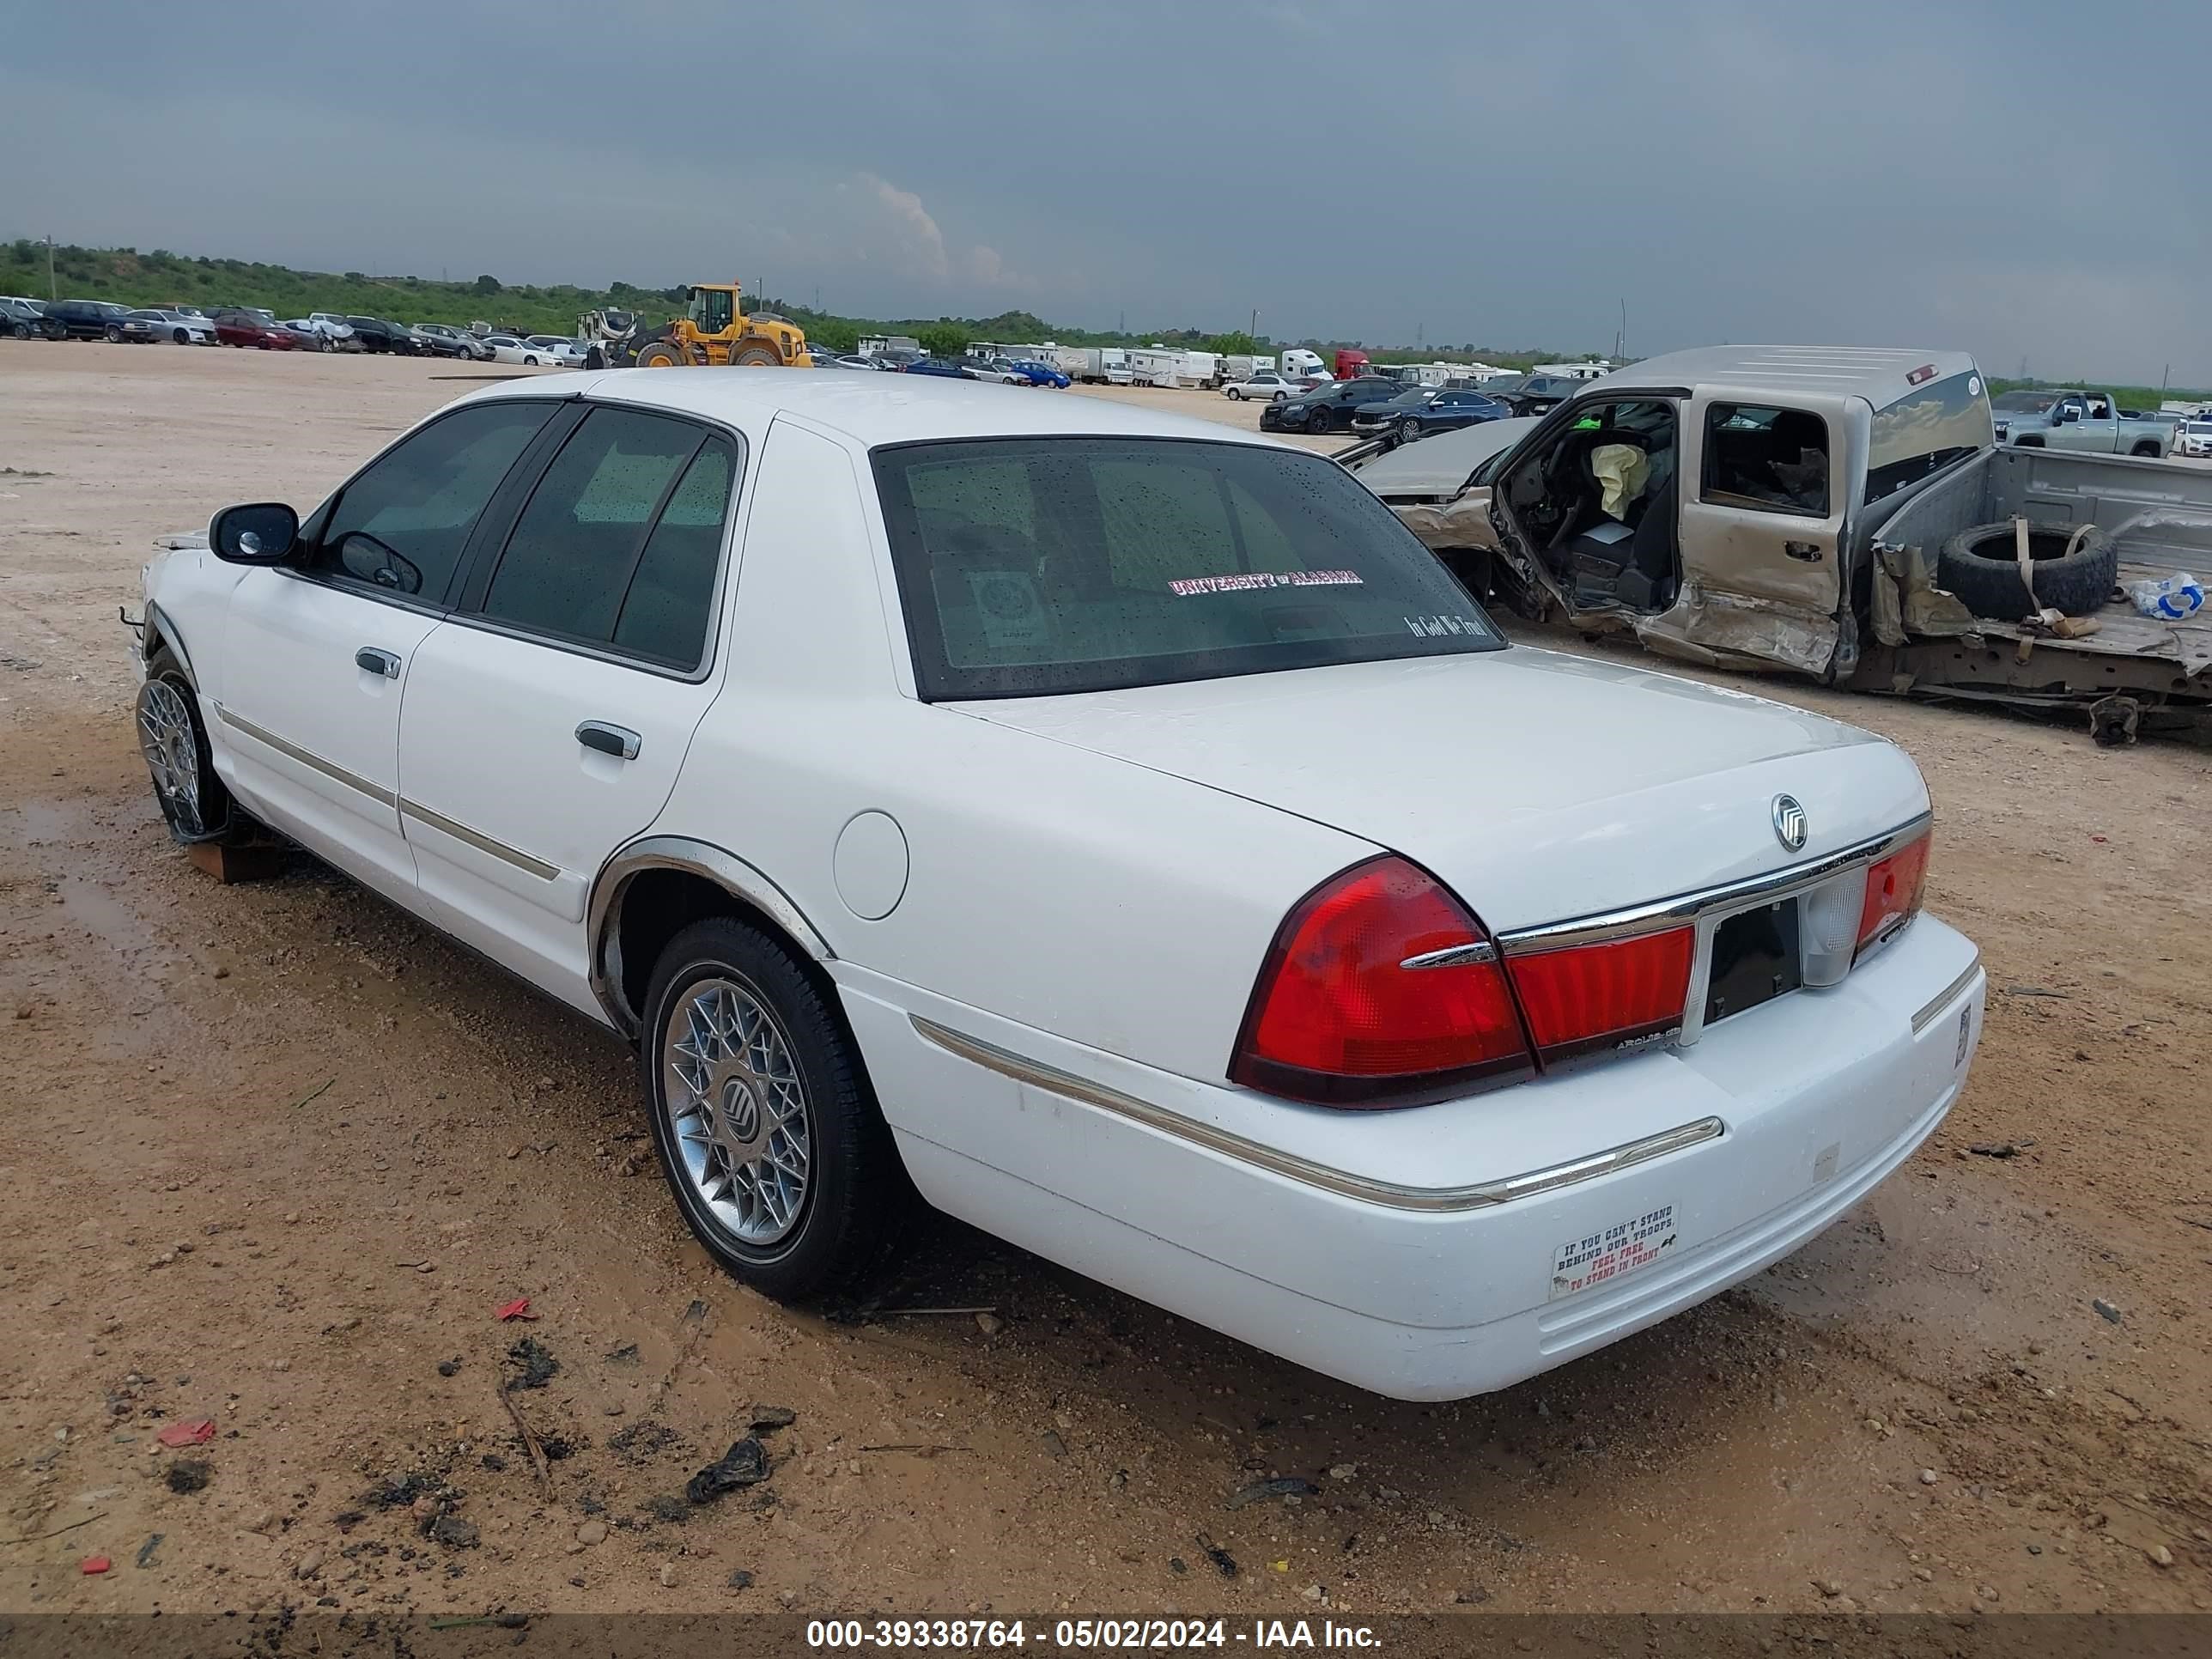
8 0 2209 382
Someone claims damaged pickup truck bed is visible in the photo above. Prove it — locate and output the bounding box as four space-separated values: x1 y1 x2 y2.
1356 346 2212 740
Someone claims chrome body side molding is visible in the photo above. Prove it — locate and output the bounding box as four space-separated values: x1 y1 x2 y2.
911 1012 1724 1213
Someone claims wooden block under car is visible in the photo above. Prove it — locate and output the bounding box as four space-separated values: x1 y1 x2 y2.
185 841 286 884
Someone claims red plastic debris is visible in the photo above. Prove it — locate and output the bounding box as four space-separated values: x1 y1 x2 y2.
2090 835 2108 843
155 1419 217 1448
82 1556 112 1575
495 1297 538 1322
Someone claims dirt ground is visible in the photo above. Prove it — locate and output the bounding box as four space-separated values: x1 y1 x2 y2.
2 345 2209 1622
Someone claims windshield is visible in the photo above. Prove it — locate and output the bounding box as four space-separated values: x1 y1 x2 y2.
1991 391 2057 412
872 437 1503 700
2190 422 2212 434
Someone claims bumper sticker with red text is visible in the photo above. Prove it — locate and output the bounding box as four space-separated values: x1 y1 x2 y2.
1550 1204 1678 1299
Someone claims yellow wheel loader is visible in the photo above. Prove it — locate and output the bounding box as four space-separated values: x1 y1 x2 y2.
624 283 811 368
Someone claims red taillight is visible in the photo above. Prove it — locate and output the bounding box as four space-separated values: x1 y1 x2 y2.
1231 856 1533 1106
1504 928 1694 1060
1857 830 1930 957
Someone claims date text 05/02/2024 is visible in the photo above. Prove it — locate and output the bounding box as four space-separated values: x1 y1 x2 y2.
805 1618 1382 1649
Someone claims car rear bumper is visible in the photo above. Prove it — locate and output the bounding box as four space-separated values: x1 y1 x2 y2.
838 915 1983 1400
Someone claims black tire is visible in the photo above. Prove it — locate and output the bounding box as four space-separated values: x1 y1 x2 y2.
2130 441 2161 458
104 325 123 343
640 916 908 1301
1936 520 2118 620
1397 416 1423 444
136 651 234 844
1307 407 1334 433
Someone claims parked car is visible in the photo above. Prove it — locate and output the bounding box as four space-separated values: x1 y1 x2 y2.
1989 389 2172 457
961 357 1026 385
822 355 883 371
2175 418 2212 460
131 308 216 346
901 357 974 379
1006 359 1071 388
343 316 421 355
135 374 1983 1402
481 335 561 367
1259 376 1404 434
0 297 46 338
211 308 315 349
38 299 137 342
1352 386 1510 446
1480 374 1585 417
278 319 342 351
289 313 359 349
413 323 490 361
1224 372 1299 402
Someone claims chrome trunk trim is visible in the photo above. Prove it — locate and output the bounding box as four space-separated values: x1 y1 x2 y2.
1497 813 1934 956
910 1013 1724 1213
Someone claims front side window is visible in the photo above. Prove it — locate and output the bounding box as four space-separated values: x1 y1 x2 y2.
1701 403 1829 517
872 437 1503 700
313 401 557 603
480 408 735 671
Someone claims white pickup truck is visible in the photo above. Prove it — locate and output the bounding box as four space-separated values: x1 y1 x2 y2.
1356 346 2212 744
1990 388 2174 456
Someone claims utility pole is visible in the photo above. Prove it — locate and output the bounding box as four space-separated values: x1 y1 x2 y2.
1249 306 1257 341
46 234 57 300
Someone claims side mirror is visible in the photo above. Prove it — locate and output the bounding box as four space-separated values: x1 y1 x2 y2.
210 502 299 564
2057 407 2079 423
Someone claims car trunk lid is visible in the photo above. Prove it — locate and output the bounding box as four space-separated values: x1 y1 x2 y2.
951 648 1927 933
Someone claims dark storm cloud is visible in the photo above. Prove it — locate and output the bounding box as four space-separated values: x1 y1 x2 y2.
6 0 2209 380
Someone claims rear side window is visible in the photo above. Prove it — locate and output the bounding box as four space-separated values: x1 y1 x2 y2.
1701 404 1830 517
1868 371 1991 502
313 401 557 604
481 408 735 671
872 437 1502 701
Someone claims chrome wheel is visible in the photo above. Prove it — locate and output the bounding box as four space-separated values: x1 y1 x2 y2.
662 976 811 1246
137 678 204 836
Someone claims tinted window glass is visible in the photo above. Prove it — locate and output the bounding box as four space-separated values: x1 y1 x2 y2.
1701 403 1830 517
872 437 1502 701
483 408 705 647
314 401 556 602
1868 371 1993 502
611 436 737 669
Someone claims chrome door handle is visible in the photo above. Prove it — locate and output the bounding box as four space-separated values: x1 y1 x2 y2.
576 721 641 761
356 647 402 678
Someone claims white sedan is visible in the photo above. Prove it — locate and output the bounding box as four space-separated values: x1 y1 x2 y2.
131 308 217 345
1224 372 1299 401
133 374 1983 1401
482 334 562 367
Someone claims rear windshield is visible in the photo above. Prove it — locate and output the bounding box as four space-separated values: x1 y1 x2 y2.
872 437 1502 700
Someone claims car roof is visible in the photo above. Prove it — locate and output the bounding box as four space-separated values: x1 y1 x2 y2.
1589 345 1978 405
460 369 1298 451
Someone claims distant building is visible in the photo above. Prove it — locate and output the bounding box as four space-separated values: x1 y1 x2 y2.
1534 360 1613 380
